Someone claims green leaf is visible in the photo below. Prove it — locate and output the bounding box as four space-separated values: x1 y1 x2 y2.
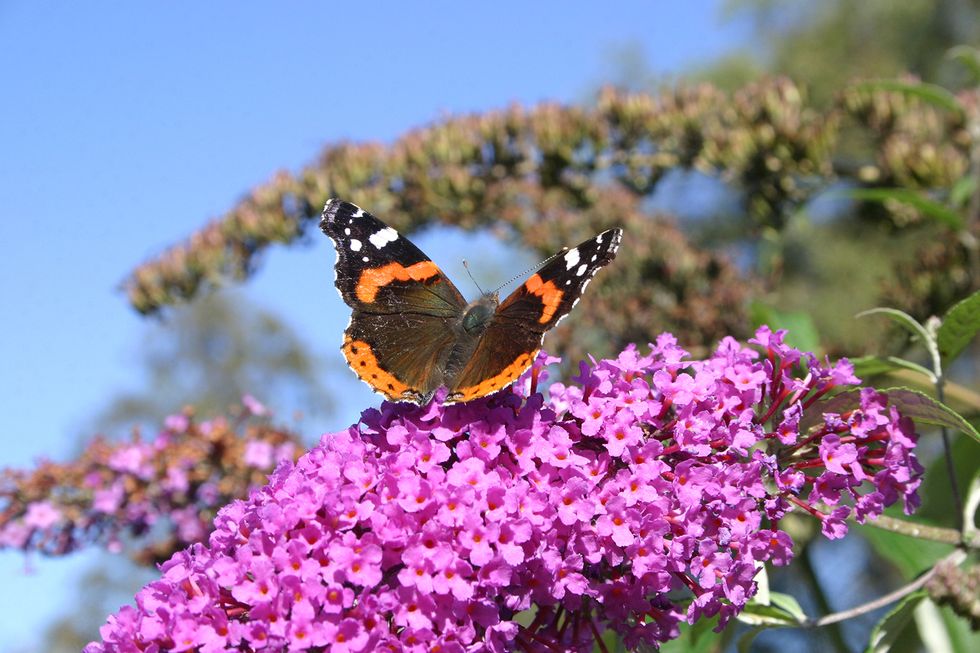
800 387 980 445
963 468 980 541
737 626 768 653
947 45 980 84
856 307 934 349
914 598 956 653
850 355 935 382
850 356 903 378
660 615 722 653
916 433 980 528
865 590 927 653
749 302 821 353
950 175 978 209
847 188 964 230
767 592 807 623
735 605 796 627
938 290 980 365
800 389 862 433
738 591 806 627
883 387 980 445
928 600 980 653
858 523 953 579
753 563 770 606
852 80 964 115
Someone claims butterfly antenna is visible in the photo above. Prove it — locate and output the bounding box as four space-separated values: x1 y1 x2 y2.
491 249 566 294
462 260 486 296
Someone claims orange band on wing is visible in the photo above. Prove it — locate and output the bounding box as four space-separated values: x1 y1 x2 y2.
342 336 415 400
525 273 564 324
355 261 441 303
449 349 539 403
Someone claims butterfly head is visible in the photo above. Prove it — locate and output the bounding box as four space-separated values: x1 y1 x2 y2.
461 292 499 335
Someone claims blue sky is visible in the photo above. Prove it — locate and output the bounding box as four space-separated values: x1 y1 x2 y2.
0 2 748 649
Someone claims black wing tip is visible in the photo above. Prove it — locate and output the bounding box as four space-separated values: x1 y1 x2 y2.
593 227 623 257
319 198 363 236
608 228 624 252
319 198 341 235
592 227 623 241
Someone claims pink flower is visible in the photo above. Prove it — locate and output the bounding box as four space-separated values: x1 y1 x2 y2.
164 413 190 433
108 445 147 476
92 482 125 513
86 331 922 652
24 501 61 529
242 394 268 416
243 440 274 468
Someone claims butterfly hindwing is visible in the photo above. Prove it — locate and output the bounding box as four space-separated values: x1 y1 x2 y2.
342 312 458 403
445 326 542 403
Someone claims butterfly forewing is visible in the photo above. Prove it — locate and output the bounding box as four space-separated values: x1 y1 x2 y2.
320 199 467 402
321 200 467 316
495 228 622 331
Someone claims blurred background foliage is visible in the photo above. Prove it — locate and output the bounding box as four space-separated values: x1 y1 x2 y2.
123 4 979 367
713 0 980 98
17 0 980 651
92 291 332 436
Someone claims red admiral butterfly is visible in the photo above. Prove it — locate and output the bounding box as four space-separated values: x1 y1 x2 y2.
320 199 622 404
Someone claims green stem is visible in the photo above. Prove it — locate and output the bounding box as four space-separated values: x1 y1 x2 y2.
804 549 967 628
936 380 964 534
964 101 980 285
923 310 964 534
857 514 965 546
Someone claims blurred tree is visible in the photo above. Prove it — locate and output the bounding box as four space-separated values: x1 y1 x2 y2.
720 0 980 100
120 78 976 363
597 3 980 354
93 290 331 435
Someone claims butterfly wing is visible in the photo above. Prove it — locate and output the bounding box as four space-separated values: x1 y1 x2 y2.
320 199 467 403
446 228 623 403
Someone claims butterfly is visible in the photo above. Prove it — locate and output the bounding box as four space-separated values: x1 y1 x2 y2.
320 199 622 404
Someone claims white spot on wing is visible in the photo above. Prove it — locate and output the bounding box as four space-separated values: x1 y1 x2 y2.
575 264 588 276
362 256 369 262
352 207 364 218
369 227 399 249
344 228 351 235
596 233 604 244
350 239 362 252
564 248 580 270
591 254 597 262
581 278 591 292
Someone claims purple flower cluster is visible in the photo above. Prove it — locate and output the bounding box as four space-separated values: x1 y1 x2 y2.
0 398 298 559
86 329 921 652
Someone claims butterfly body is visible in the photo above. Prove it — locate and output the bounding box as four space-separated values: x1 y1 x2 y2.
321 199 621 404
